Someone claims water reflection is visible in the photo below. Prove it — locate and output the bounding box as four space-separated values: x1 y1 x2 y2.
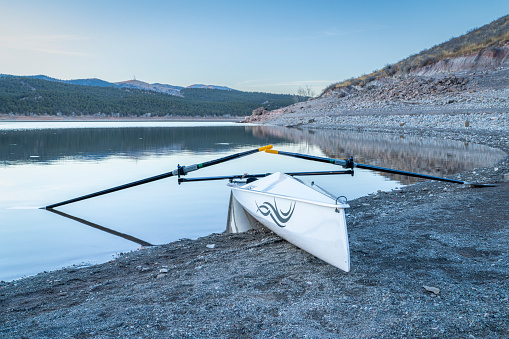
4 123 501 183
0 125 287 165
248 126 506 184
47 208 153 247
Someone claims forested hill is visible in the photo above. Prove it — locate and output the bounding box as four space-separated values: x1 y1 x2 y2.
0 76 305 117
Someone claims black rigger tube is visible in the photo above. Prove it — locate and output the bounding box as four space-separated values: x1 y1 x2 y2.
43 145 273 209
265 149 495 188
178 170 354 183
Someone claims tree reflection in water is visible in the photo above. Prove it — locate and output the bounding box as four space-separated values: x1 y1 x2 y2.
247 126 506 184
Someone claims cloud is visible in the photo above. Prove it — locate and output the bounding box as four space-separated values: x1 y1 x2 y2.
235 79 270 86
283 24 388 42
0 34 90 56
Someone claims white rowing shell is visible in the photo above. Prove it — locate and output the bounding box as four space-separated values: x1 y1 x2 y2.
228 172 350 272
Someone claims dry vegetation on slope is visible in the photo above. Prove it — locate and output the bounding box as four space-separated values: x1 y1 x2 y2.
323 15 509 94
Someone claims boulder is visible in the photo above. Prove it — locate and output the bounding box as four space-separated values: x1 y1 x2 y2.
252 107 268 116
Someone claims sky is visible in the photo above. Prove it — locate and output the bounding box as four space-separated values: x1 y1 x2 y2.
1 1 508 95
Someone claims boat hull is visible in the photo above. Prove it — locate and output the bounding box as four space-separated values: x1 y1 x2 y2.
228 172 350 272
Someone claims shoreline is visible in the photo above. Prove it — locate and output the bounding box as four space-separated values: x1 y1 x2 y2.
0 114 243 122
1 120 508 337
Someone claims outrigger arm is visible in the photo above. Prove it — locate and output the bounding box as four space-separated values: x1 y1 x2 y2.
178 170 354 183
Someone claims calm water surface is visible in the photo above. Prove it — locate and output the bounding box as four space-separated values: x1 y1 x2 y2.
0 121 505 281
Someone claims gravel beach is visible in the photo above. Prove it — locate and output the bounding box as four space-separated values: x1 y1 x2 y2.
1 70 508 338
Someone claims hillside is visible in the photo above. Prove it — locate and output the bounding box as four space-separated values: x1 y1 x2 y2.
324 14 509 94
249 15 509 126
0 76 306 117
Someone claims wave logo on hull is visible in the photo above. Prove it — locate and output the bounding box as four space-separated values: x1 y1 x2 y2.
256 199 296 228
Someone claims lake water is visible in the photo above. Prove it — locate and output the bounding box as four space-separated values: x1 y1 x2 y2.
0 121 505 281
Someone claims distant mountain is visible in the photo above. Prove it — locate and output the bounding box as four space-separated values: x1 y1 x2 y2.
24 75 117 88
0 76 307 117
186 84 234 91
113 81 234 95
26 75 61 82
67 78 116 87
115 80 183 96
1 74 236 97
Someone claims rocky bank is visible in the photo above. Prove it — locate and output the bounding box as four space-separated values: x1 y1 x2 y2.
247 68 509 128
